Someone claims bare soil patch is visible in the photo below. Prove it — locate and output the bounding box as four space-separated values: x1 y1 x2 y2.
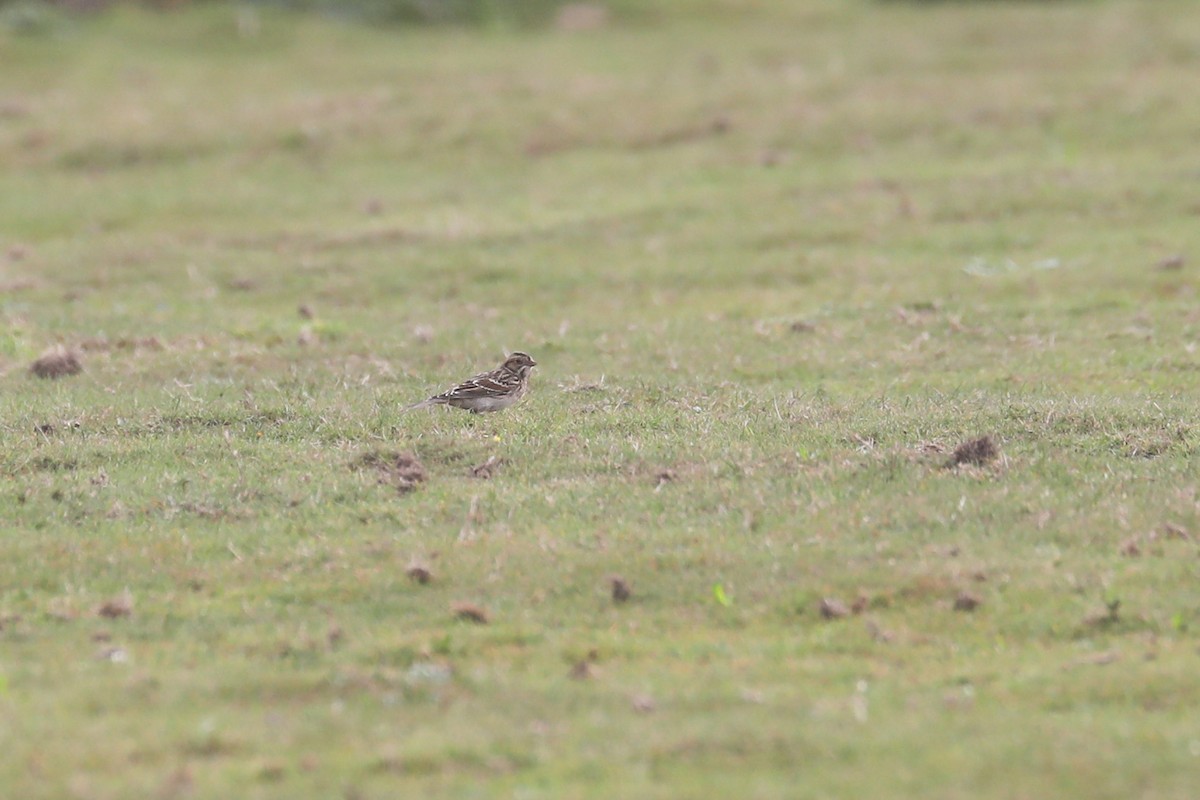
352 451 427 493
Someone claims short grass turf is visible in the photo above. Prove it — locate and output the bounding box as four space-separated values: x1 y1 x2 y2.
2 1 1200 797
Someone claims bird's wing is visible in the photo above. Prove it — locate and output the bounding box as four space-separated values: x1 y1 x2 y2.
434 370 519 401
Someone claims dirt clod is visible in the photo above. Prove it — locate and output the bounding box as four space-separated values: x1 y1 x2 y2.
865 619 895 643
953 591 982 612
1119 537 1141 557
352 451 427 493
298 303 315 320
406 562 433 584
632 693 657 713
258 761 286 782
1161 522 1191 541
470 456 502 479
451 602 489 624
851 592 871 614
1156 254 1185 271
30 346 83 379
1083 600 1121 628
946 435 998 468
96 646 128 663
569 648 600 679
569 660 596 680
819 598 850 620
609 575 631 603
96 590 133 619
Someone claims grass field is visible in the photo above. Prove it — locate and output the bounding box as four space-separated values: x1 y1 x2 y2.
2 1 1200 797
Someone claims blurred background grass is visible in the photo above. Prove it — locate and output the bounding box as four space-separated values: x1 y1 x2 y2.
3 0 665 30
0 0 1091 33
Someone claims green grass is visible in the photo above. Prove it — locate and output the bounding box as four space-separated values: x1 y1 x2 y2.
2 1 1200 797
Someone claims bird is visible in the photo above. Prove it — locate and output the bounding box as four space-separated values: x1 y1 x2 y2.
405 351 537 414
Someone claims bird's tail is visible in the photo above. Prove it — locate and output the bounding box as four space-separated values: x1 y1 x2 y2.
401 398 437 413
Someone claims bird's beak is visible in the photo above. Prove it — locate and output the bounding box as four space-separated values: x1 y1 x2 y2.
530 358 538 367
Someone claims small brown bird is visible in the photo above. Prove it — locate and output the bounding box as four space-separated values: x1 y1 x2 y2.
405 351 537 413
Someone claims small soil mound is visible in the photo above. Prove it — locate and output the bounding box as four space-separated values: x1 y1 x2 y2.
406 562 433 584
946 435 998 468
96 590 133 619
632 694 656 713
30 346 82 379
470 456 502 479
609 575 631 603
819 598 850 620
953 591 982 612
568 660 596 680
352 451 427 493
451 602 489 624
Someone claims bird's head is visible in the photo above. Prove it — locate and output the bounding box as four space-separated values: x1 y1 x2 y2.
504 351 537 374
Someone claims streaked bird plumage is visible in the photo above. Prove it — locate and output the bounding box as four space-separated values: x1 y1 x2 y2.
405 351 537 414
